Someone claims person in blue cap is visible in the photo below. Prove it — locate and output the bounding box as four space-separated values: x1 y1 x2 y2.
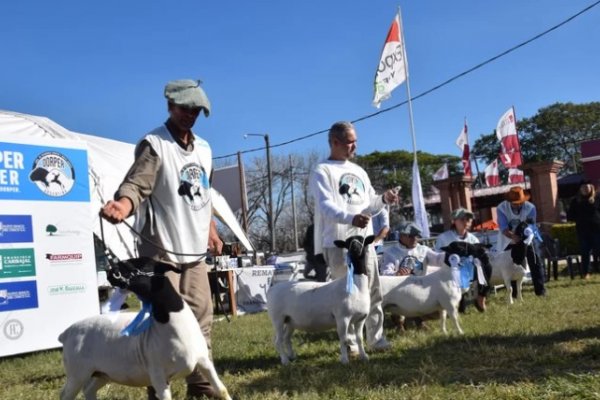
101 79 222 399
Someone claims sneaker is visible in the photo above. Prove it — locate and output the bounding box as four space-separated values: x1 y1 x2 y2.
369 338 391 352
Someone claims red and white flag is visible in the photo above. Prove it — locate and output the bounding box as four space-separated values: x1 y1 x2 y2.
496 107 522 168
373 13 408 108
455 119 471 177
508 168 525 183
432 163 448 181
484 159 500 186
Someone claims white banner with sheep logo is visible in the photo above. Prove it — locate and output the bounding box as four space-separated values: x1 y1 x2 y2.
0 136 97 357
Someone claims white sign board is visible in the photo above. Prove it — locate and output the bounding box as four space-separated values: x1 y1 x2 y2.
235 266 274 314
0 136 98 357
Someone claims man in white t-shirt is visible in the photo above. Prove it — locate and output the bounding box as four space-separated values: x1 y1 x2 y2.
309 121 399 352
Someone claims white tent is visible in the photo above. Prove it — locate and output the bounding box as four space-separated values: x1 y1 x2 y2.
0 109 253 260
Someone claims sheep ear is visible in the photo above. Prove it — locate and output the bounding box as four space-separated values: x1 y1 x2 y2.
334 240 346 249
364 235 375 246
440 246 450 253
154 261 181 275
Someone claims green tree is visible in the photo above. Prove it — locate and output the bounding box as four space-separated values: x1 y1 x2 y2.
472 102 600 176
355 150 460 224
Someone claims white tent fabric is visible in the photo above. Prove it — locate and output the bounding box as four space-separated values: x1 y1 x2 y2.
0 109 253 259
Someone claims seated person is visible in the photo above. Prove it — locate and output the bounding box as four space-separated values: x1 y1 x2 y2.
434 207 490 312
380 221 445 330
434 208 479 250
380 221 444 276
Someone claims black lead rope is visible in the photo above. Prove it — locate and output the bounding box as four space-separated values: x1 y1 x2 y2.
98 213 231 322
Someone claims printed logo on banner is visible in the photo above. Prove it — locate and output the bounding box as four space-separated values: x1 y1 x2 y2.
0 215 33 243
29 151 75 197
0 149 24 194
44 223 81 237
0 248 36 278
48 283 86 296
0 141 89 202
0 281 39 312
3 319 24 340
45 253 83 264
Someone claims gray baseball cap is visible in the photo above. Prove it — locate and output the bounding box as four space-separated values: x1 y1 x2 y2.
397 222 422 237
164 79 211 117
451 207 474 220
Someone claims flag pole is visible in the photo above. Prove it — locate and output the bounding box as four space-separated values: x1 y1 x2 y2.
398 6 418 158
397 5 430 238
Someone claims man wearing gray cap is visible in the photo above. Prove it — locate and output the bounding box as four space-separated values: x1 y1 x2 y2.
101 79 222 399
380 222 444 276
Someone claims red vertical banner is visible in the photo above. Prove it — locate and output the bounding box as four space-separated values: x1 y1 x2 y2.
455 119 471 177
496 107 522 168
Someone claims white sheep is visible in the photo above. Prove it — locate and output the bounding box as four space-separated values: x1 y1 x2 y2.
381 241 494 335
58 257 231 400
266 235 373 365
380 263 464 335
487 224 533 304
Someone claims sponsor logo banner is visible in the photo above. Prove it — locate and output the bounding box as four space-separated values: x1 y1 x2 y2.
3 319 24 340
0 142 89 202
0 281 39 312
48 283 86 296
0 248 35 278
44 223 81 237
45 252 83 264
0 215 33 243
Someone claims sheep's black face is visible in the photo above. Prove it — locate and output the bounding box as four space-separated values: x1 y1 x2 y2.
107 257 180 297
512 221 531 241
441 242 492 267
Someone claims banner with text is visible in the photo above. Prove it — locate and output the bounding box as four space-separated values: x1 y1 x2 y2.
0 137 98 357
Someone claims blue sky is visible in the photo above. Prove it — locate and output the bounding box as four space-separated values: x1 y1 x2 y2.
1 1 599 166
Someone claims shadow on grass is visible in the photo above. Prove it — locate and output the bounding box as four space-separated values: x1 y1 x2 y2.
224 326 600 394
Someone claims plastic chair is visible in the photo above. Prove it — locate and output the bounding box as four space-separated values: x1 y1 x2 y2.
539 235 582 280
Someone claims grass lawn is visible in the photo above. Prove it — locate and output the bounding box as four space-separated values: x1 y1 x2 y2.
2 274 600 399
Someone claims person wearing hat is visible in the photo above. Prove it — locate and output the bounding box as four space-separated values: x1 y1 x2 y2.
496 186 546 296
434 207 491 312
380 221 444 330
309 121 400 352
380 221 444 276
101 80 222 399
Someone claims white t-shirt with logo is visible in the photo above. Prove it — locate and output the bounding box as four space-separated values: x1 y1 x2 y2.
309 159 385 254
380 242 445 276
135 125 213 264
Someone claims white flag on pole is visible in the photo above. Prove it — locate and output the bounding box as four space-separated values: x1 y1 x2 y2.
412 158 430 238
432 163 448 181
484 159 500 187
373 13 408 108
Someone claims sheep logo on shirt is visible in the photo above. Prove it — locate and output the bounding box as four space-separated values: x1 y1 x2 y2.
338 173 365 205
29 151 75 197
178 163 210 211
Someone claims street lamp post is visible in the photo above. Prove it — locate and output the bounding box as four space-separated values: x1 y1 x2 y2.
244 133 275 254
